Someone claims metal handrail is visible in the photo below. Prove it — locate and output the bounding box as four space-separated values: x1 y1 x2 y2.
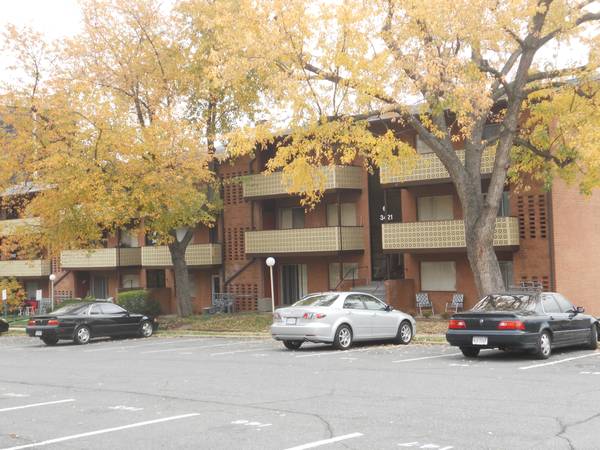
334 265 368 291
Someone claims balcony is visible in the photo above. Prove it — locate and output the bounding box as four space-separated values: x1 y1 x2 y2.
382 217 520 251
0 259 51 277
242 165 363 199
245 226 364 255
141 244 222 267
60 248 142 269
380 148 496 186
0 218 41 236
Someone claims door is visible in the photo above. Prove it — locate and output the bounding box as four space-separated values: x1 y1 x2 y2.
342 295 373 339
554 294 591 345
541 294 569 346
88 304 111 336
211 275 221 305
91 275 108 300
100 303 134 335
362 294 397 338
281 264 307 305
25 281 40 300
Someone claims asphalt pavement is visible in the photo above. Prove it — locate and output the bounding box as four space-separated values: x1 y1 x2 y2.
0 334 599 449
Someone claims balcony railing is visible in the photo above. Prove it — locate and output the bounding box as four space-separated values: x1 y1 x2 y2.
380 148 496 186
141 244 222 267
0 259 51 277
60 247 142 269
245 226 364 255
382 217 520 251
242 165 363 199
0 218 41 236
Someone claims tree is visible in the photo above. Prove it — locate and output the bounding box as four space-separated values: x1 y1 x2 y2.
0 0 263 316
229 0 600 295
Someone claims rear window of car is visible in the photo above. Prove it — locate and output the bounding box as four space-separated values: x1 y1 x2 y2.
471 295 538 312
293 294 339 307
51 303 91 315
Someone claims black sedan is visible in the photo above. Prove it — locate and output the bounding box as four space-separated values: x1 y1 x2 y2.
0 317 8 333
446 291 599 359
26 301 157 345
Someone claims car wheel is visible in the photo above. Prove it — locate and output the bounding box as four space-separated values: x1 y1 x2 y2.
394 320 413 345
73 325 91 345
587 325 598 350
333 324 353 350
533 330 552 360
139 320 154 338
41 336 59 346
460 346 480 358
283 340 302 350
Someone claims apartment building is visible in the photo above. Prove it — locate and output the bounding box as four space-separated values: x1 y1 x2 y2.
2 120 599 316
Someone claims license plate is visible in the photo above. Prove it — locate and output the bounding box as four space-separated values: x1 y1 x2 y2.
472 336 488 346
285 318 297 325
35 330 42 337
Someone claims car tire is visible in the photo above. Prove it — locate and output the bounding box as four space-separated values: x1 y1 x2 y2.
460 346 480 358
139 320 154 338
333 324 353 350
73 325 91 345
394 320 413 345
586 325 598 350
533 330 552 360
41 336 59 346
283 340 302 350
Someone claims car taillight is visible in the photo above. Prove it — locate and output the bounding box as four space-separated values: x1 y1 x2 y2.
27 319 36 326
448 319 466 329
498 320 525 330
47 319 59 326
303 312 327 319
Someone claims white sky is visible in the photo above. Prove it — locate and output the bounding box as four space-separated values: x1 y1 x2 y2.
0 0 82 39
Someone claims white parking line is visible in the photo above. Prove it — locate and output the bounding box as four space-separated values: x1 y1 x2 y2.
0 399 75 413
392 352 462 363
519 351 600 370
0 413 200 450
143 341 263 355
210 347 274 356
283 432 364 450
295 347 372 358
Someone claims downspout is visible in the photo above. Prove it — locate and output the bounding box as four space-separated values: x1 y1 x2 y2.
546 190 556 291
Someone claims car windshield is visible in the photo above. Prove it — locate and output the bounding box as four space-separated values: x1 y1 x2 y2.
293 294 339 307
51 303 91 315
471 294 538 312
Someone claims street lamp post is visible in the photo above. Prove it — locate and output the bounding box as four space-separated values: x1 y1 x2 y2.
265 257 276 313
49 274 57 312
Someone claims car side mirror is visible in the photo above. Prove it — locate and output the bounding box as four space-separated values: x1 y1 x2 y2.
385 304 393 312
576 306 585 314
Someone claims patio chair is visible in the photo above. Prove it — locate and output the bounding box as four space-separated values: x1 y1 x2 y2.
445 293 464 313
416 292 434 316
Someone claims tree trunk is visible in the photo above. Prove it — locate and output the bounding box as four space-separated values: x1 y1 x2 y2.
168 230 194 317
465 219 505 296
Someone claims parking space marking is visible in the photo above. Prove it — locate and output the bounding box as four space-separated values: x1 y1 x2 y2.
210 347 275 356
0 399 75 413
519 351 600 370
108 405 144 412
3 393 30 398
0 413 200 450
392 352 462 363
295 347 373 358
283 432 364 450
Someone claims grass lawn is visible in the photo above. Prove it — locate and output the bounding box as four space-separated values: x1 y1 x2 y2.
158 313 450 336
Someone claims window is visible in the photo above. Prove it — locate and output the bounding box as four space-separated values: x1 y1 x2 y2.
499 261 513 289
119 230 139 248
326 203 357 226
279 207 305 229
121 274 140 289
343 295 365 309
472 294 537 312
293 293 339 307
147 269 166 289
415 135 434 154
541 295 561 314
362 295 387 311
483 123 501 140
420 261 456 291
89 305 102 315
483 191 510 217
100 303 126 314
329 262 359 289
553 294 574 313
417 195 453 221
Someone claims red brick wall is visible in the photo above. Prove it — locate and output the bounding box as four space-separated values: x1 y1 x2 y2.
551 180 600 315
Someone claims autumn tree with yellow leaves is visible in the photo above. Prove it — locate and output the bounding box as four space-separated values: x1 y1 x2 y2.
229 0 600 296
0 0 264 316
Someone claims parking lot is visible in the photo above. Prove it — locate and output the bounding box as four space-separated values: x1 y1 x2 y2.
1 334 599 450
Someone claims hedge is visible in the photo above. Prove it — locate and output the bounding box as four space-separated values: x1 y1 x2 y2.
117 290 161 317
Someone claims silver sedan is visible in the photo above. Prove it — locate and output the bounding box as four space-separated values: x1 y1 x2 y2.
271 292 416 350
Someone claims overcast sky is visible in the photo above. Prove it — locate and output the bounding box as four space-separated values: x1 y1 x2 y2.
0 0 82 39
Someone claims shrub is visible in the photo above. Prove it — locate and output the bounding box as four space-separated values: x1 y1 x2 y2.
117 290 161 317
422 310 432 318
440 312 450 320
0 278 26 313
